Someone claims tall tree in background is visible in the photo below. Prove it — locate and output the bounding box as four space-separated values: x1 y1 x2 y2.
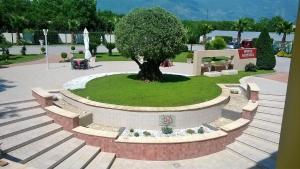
68 19 80 44
275 20 294 49
9 15 28 43
233 18 250 44
200 23 213 44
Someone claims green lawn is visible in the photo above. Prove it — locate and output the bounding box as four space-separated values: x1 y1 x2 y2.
71 70 273 107
0 54 44 66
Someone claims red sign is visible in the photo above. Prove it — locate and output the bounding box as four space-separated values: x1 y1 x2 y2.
238 48 257 59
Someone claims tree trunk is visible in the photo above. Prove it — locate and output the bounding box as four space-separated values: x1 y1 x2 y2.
16 30 20 44
71 32 75 44
131 58 162 81
108 49 112 56
281 33 287 50
237 31 242 45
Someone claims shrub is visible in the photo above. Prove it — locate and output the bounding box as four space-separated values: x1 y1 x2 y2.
205 37 226 50
71 46 75 51
276 51 291 58
129 128 134 133
143 131 151 136
205 42 212 50
61 52 68 61
198 127 204 134
180 44 189 52
186 129 195 134
211 37 227 50
21 46 26 55
245 63 257 72
105 42 115 56
78 50 84 54
256 29 276 70
161 126 173 134
186 53 193 59
41 47 46 54
216 36 232 43
134 132 140 137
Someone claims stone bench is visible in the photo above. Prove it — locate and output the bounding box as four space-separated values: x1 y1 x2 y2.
247 83 260 101
220 118 250 144
32 88 54 108
242 101 259 120
72 126 119 152
45 105 79 131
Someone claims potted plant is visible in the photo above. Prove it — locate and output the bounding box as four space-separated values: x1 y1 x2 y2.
186 53 193 64
71 45 75 53
61 52 68 62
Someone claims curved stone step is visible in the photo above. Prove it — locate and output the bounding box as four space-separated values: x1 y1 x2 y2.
0 107 46 127
54 145 100 169
7 130 73 164
85 152 116 169
236 134 279 155
249 119 282 134
26 138 85 169
227 142 276 169
0 116 53 139
254 113 283 124
0 123 62 153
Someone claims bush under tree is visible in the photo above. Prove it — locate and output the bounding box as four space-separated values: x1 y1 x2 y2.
256 29 276 70
115 8 185 81
205 37 226 50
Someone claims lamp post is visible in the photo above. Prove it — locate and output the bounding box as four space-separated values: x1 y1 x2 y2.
43 29 49 70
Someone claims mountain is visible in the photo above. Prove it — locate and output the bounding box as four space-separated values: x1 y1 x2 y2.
96 0 298 21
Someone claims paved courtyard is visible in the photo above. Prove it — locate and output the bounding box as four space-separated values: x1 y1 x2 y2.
0 55 290 169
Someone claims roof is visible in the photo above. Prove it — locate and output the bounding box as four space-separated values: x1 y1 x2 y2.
206 30 295 42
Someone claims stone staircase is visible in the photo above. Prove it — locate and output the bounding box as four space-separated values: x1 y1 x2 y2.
0 93 286 169
226 93 285 169
0 100 116 169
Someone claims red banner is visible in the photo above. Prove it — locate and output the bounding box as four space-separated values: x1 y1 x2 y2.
238 48 257 59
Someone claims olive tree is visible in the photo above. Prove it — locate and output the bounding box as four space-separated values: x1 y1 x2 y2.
115 8 185 81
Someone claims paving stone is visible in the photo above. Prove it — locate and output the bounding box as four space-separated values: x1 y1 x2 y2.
0 123 61 153
85 152 116 169
203 71 221 77
54 145 100 169
243 127 280 144
249 119 282 134
237 134 279 154
0 116 53 139
259 100 285 109
26 138 85 169
259 94 286 102
221 69 238 75
0 108 46 127
257 106 283 116
227 142 276 169
8 130 73 163
254 113 283 124
0 101 39 114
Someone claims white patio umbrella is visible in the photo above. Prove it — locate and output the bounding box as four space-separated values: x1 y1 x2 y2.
83 28 92 60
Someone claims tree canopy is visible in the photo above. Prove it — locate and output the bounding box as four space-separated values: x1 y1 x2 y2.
115 8 185 81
